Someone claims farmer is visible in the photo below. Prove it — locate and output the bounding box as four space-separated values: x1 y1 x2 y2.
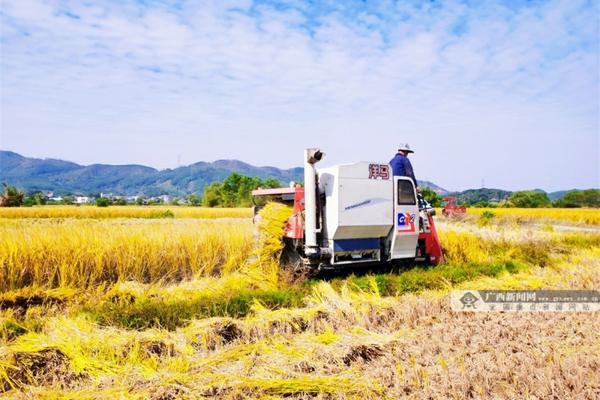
390 143 418 188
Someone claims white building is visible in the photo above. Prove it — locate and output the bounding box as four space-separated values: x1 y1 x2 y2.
158 195 170 204
75 196 90 204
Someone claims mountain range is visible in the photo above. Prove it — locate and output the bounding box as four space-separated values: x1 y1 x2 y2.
0 150 448 197
1 151 586 201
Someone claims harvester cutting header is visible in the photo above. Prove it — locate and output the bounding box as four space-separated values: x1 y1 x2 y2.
252 148 443 271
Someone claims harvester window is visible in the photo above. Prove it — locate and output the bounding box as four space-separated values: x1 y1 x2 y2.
397 180 416 205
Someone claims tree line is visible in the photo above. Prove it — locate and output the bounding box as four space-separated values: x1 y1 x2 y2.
2 180 599 208
202 173 281 207
0 173 282 208
420 187 599 208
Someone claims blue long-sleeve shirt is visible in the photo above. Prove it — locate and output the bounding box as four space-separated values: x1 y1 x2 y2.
390 153 417 186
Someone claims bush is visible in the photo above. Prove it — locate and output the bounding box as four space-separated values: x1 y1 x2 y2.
23 192 48 206
0 183 24 207
473 201 497 208
477 210 495 226
481 210 495 219
186 193 202 206
509 191 551 208
554 189 599 208
62 195 75 205
160 209 175 218
96 197 110 207
203 182 223 207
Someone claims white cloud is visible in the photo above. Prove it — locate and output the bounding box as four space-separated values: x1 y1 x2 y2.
0 0 598 191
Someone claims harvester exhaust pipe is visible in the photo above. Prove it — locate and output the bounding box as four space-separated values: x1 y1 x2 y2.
304 148 323 258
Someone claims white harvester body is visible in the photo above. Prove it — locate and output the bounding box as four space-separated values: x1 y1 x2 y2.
252 148 443 270
317 162 420 266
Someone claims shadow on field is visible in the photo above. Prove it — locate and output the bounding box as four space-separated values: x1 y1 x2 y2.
311 260 424 280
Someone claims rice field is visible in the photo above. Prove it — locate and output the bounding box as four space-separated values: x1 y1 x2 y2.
0 206 252 219
0 219 254 290
459 207 600 225
1 206 599 399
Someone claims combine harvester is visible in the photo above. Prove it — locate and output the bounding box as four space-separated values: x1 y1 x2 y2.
252 149 443 272
442 196 467 217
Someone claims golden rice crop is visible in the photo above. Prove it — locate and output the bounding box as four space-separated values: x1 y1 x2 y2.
244 202 294 283
0 218 254 291
2 264 598 399
466 207 600 225
438 220 600 267
1 209 599 399
0 205 252 219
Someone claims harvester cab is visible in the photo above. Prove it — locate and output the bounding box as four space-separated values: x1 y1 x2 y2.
252 148 443 271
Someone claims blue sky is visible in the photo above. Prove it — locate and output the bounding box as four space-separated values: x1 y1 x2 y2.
0 0 598 191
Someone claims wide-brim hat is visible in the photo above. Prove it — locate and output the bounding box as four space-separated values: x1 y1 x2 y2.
398 143 414 153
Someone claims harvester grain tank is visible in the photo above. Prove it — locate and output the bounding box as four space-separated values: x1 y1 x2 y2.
252 148 443 270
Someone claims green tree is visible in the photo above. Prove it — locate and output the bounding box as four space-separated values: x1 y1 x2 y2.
136 196 145 206
554 189 600 208
509 191 551 208
420 187 442 207
262 178 282 189
185 193 202 206
62 195 74 205
220 173 256 207
96 197 110 207
202 173 282 207
0 183 24 207
32 192 48 205
203 182 223 207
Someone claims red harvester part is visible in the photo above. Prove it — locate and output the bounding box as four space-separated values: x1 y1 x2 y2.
418 212 443 265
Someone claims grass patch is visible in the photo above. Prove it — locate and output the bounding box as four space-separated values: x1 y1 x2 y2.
85 287 305 330
342 261 527 296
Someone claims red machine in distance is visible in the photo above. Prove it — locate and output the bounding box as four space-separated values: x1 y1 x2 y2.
442 196 467 217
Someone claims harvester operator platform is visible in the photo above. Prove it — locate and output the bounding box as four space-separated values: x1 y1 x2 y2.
389 143 418 190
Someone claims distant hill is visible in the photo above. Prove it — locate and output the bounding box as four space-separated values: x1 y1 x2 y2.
0 151 451 196
0 151 303 197
418 181 449 195
3 151 587 200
